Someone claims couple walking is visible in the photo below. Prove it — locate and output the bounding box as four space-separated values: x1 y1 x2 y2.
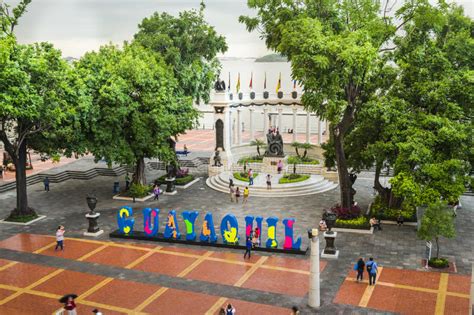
354 257 378 285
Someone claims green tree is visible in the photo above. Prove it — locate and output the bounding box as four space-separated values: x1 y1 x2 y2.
417 202 455 259
250 139 265 157
0 37 89 216
77 43 199 185
133 3 227 103
290 141 302 158
240 0 406 208
301 143 314 159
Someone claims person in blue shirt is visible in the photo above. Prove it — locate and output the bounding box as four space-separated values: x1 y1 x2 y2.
366 257 378 285
244 237 252 259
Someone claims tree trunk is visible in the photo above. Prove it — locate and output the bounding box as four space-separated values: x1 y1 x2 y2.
333 129 352 209
295 147 300 158
303 149 308 159
374 162 403 209
12 141 35 216
133 157 146 185
435 237 439 259
257 146 261 157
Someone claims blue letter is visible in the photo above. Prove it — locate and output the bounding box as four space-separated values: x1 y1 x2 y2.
200 212 218 243
282 218 302 250
164 210 181 239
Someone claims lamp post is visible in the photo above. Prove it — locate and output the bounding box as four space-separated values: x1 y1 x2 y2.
84 194 104 237
321 210 339 259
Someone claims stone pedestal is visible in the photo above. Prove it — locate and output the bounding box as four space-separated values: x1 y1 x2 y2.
84 213 104 237
321 231 339 259
208 150 233 176
308 228 321 308
164 177 177 195
262 156 288 174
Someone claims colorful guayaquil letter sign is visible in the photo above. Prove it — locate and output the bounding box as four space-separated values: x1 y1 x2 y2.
220 214 239 244
117 206 135 235
115 208 302 250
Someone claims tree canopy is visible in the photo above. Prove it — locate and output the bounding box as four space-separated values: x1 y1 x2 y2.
76 43 199 185
134 4 228 103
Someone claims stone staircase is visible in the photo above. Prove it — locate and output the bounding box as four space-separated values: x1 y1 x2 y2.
206 171 338 197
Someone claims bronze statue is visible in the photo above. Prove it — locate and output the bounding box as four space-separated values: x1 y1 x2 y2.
265 129 284 157
214 78 226 91
213 150 222 167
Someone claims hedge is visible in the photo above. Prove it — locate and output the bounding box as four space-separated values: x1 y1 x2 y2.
287 156 320 165
334 216 370 229
279 174 310 184
370 195 416 222
238 156 264 164
233 172 259 182
429 257 449 268
156 174 195 186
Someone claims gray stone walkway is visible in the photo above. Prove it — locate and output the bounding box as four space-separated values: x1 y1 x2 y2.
0 171 472 313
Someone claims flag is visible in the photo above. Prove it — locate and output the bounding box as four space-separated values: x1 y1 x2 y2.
276 72 281 93
264 72 267 89
236 73 241 92
293 79 297 90
249 72 253 89
228 72 231 91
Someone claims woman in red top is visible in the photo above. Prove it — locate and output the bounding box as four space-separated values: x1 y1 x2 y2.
64 296 77 315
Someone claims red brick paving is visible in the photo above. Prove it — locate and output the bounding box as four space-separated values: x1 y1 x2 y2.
0 293 60 315
32 270 106 296
447 273 471 294
40 239 104 260
142 288 220 314
368 285 437 315
263 256 310 271
378 268 440 290
444 295 471 315
333 279 368 306
0 234 53 253
82 246 146 268
214 299 291 315
0 262 56 288
132 252 197 277
84 279 161 309
185 260 251 285
241 268 309 297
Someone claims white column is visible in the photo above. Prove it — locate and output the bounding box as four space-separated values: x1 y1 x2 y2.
263 107 268 135
318 117 322 145
277 107 283 131
292 107 297 142
306 112 311 143
308 228 320 308
237 109 242 145
249 108 254 142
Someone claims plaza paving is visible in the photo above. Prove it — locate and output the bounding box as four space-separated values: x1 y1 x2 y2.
0 164 472 313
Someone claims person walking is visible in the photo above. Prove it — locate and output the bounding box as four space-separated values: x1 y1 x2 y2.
229 185 235 202
243 186 249 204
153 184 160 201
225 303 236 315
355 258 365 282
248 169 254 186
291 306 300 315
44 176 50 192
64 296 77 315
366 257 378 285
235 187 241 203
266 174 272 190
277 160 283 174
244 237 252 259
55 226 65 251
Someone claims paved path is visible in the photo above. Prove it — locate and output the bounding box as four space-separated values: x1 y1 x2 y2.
0 170 472 313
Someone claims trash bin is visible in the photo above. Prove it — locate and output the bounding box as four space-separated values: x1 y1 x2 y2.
113 182 120 194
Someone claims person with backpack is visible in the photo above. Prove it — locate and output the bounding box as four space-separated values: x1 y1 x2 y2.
244 237 252 259
366 257 378 285
44 176 50 192
225 303 235 315
354 258 365 282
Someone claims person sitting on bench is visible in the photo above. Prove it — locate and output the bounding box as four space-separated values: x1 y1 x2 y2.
370 217 382 230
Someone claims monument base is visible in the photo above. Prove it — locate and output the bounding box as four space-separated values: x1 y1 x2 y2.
84 230 104 237
262 156 288 174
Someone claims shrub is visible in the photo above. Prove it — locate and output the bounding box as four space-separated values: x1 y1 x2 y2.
175 175 195 185
176 168 189 178
233 172 258 182
428 257 449 268
287 155 320 165
331 204 361 220
5 213 39 223
370 195 416 222
334 216 370 229
279 174 310 184
238 156 264 164
129 183 152 198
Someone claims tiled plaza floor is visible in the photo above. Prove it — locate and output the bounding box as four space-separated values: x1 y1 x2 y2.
334 267 471 315
0 233 323 314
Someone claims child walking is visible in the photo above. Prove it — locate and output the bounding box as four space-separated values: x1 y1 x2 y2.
55 226 65 251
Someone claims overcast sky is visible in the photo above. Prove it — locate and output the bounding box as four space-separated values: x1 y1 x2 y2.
7 0 474 58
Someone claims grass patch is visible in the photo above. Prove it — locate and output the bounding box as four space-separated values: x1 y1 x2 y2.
156 174 195 186
233 172 259 182
370 195 416 222
287 156 320 165
334 216 370 229
278 174 310 184
238 155 264 164
5 213 39 223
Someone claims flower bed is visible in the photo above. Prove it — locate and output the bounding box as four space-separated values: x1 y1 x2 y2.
156 174 195 186
287 156 320 165
279 174 310 184
370 195 416 222
238 156 264 164
233 172 259 182
5 213 39 223
429 257 449 268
